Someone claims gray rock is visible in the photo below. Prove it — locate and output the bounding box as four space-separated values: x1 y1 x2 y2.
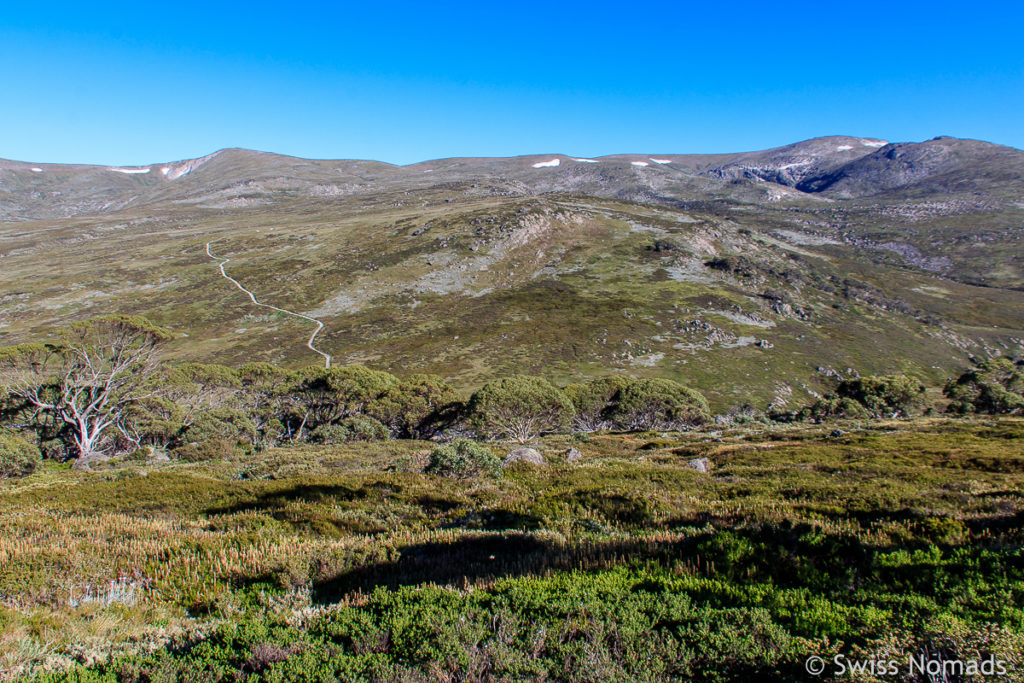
564 447 583 462
686 457 711 473
503 447 546 468
150 450 170 462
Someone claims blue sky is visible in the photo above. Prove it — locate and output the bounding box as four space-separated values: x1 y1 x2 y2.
1 1 1021 165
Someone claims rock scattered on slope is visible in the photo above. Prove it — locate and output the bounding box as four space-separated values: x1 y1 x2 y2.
503 447 546 468
686 457 711 473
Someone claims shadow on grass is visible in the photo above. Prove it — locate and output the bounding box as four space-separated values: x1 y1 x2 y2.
308 521 905 604
311 532 686 603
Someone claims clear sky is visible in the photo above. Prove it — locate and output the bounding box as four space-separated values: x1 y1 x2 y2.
2 1 1021 165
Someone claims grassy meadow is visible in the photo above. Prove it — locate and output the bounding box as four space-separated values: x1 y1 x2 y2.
3 417 1023 681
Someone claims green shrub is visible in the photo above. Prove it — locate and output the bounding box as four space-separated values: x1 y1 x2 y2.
836 374 928 417
0 430 42 478
172 438 236 462
945 358 1024 415
39 437 71 460
285 365 399 434
563 377 630 431
308 416 389 444
608 377 709 430
182 408 256 447
637 439 677 450
368 374 462 438
467 376 574 442
799 396 871 423
425 439 501 479
798 374 929 422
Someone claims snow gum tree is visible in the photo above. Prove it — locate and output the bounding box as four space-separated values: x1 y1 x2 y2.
467 375 573 443
0 316 170 468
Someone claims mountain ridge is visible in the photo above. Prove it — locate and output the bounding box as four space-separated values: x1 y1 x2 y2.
2 135 1021 223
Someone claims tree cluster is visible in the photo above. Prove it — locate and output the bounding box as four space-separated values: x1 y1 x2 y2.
944 357 1024 415
776 374 929 423
0 318 712 471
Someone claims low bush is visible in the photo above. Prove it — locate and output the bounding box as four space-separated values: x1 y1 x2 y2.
800 396 871 422
797 374 928 422
836 374 928 417
183 408 257 447
172 438 236 462
425 439 501 479
0 430 42 477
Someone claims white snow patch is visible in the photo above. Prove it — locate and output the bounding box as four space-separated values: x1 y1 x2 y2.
836 145 854 151
650 158 672 164
30 168 43 173
572 158 598 163
631 161 649 167
422 169 434 172
860 139 887 147
107 167 151 174
532 158 561 168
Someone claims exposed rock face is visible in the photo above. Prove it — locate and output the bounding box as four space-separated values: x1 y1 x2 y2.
793 137 1024 198
564 447 583 462
503 447 546 468
686 457 711 473
702 136 886 188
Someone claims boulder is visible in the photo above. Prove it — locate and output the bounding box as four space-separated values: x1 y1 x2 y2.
564 447 583 462
503 447 546 468
686 457 711 473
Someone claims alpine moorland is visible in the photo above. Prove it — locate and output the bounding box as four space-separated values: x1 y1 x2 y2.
3 136 1024 682
2 135 1023 410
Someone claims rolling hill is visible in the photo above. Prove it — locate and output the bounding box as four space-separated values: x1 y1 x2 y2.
1 135 1022 410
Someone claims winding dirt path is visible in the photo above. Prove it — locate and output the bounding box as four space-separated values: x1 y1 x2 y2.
206 242 331 368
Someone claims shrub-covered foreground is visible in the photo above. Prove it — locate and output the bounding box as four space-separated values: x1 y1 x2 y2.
1 418 1023 680
27 559 1024 683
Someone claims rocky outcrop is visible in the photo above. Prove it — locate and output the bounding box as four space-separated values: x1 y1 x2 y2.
503 447 546 468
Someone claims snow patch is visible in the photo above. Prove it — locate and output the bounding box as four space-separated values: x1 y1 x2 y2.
422 169 434 172
650 158 672 164
860 139 887 147
30 168 42 173
107 167 151 174
532 158 561 168
836 145 853 151
631 161 649 167
776 161 811 170
572 158 598 163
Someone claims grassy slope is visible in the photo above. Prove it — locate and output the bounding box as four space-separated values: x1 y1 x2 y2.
2 418 1023 680
2 192 1023 413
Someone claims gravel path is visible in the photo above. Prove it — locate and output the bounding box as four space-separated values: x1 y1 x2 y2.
206 242 331 368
